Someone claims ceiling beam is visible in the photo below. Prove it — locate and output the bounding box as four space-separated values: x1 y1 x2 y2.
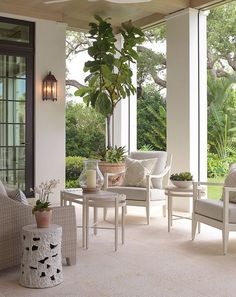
190 0 230 9
133 13 166 29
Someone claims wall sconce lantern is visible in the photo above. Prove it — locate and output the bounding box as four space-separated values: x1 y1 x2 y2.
42 71 57 101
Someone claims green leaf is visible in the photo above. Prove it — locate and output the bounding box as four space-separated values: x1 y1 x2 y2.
74 87 89 97
95 93 112 116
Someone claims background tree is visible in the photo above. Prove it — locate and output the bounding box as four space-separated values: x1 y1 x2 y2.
137 84 166 150
66 102 105 157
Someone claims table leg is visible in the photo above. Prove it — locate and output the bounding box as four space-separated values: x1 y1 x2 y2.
82 199 86 248
94 207 98 235
122 204 125 245
170 196 173 227
86 198 89 249
115 199 118 251
168 193 171 232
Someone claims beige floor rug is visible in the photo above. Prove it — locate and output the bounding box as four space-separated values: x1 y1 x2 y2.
1 206 236 297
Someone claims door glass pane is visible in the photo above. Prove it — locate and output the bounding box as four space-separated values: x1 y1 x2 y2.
0 169 25 189
0 100 6 122
0 147 25 170
7 101 26 123
0 55 26 77
0 54 27 191
0 21 29 43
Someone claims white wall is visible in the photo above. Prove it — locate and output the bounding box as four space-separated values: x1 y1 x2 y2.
0 12 66 204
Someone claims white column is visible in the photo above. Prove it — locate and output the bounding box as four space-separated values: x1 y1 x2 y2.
112 34 137 153
35 20 66 204
166 8 207 211
199 12 208 182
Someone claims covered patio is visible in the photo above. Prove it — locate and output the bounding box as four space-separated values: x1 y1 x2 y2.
0 0 217 205
0 0 235 296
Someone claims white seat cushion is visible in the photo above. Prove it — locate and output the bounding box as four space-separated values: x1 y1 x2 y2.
107 186 165 201
195 199 236 223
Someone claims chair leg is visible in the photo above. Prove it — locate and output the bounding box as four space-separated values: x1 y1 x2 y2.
197 222 201 234
103 207 107 221
162 204 166 218
146 206 150 225
192 217 197 240
222 228 229 255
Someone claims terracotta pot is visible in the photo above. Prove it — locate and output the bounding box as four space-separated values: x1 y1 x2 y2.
99 162 125 187
34 209 52 228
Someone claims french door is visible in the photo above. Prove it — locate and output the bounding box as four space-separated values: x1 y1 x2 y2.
0 17 34 196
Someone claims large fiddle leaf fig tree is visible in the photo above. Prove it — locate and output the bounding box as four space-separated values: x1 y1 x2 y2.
75 15 144 148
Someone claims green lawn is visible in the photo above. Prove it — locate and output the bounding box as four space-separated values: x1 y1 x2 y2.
207 177 225 200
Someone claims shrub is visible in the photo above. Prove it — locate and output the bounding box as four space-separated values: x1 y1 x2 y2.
207 153 234 178
65 179 80 189
66 156 86 188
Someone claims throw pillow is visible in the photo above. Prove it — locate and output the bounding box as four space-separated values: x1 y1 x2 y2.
123 157 157 188
0 179 7 196
222 163 236 203
6 188 29 205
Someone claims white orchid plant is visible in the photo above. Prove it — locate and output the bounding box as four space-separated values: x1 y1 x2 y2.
31 179 59 214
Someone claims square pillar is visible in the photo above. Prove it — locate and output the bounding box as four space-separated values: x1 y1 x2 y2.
166 8 207 211
112 34 137 153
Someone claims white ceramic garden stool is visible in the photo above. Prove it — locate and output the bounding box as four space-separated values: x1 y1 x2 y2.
19 224 63 288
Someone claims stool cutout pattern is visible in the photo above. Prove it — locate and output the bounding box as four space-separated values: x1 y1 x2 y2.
19 224 63 288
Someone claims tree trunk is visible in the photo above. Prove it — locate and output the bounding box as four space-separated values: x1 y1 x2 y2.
106 115 112 148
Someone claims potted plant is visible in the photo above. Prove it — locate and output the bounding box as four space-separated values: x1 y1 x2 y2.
170 172 193 188
75 15 144 184
32 179 59 228
98 146 126 185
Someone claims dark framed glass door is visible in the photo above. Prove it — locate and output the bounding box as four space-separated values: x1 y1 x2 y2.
0 17 34 196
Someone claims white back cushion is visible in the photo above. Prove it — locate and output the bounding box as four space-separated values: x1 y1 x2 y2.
123 157 157 188
130 151 167 188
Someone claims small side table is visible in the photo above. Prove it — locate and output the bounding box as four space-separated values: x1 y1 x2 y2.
165 186 204 232
19 224 63 288
85 193 126 251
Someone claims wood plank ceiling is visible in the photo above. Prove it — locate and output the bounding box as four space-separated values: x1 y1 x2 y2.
0 0 230 30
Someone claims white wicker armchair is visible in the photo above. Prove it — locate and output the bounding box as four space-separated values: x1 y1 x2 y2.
0 194 77 270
